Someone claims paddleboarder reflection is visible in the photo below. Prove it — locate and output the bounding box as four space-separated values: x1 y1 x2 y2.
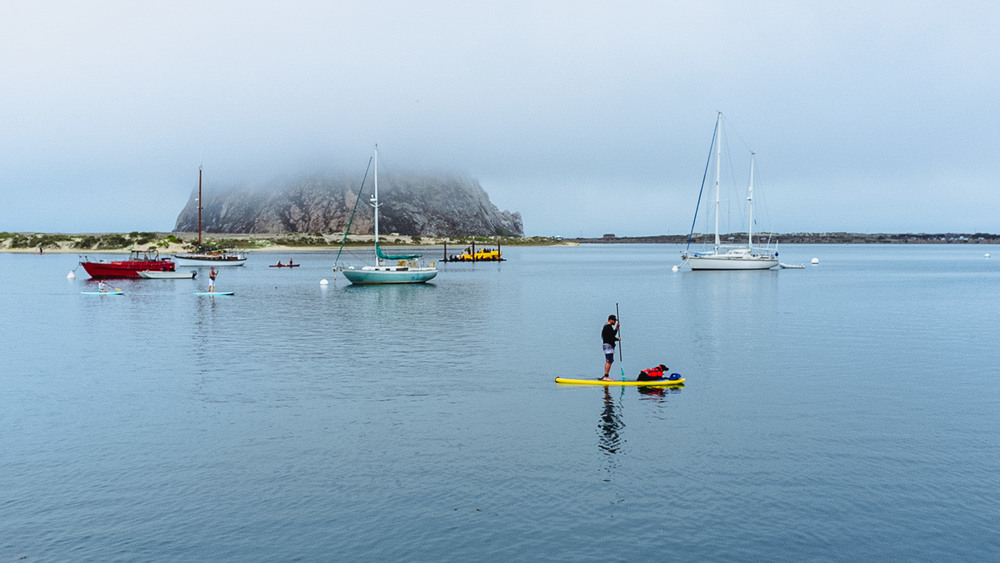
598 387 625 457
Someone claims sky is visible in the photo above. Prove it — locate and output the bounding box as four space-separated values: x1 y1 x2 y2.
2 0 999 237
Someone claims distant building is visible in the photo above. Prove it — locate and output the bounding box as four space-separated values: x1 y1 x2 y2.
603 233 615 239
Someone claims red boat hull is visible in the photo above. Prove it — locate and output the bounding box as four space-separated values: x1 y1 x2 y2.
81 259 175 279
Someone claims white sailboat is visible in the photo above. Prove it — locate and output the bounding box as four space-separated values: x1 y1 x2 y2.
173 167 248 267
340 145 438 285
681 112 778 270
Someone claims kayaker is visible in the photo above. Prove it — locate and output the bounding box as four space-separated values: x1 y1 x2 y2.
600 314 620 381
209 267 218 292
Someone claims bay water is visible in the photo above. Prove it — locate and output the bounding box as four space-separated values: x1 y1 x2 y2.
2 244 998 561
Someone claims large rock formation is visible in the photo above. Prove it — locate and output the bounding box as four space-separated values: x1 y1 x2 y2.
174 173 523 236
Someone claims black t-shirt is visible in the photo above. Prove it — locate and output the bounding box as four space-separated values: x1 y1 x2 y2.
601 323 618 347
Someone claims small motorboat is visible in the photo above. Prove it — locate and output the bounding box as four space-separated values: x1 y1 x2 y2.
138 270 197 279
79 249 175 279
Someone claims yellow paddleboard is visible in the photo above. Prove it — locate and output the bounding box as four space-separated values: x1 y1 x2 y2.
555 377 685 386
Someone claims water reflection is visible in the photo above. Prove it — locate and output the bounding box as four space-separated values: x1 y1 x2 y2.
598 387 625 457
637 386 666 400
636 383 684 402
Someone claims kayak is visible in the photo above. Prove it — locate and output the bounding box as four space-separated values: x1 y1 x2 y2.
195 291 235 296
555 377 685 386
81 291 124 295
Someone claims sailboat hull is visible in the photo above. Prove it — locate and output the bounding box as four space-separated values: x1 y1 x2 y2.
684 248 778 270
685 256 779 270
342 266 438 284
173 254 247 267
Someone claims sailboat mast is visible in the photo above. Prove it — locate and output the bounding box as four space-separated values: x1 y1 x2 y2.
372 145 380 266
197 166 203 247
748 152 755 248
713 112 722 249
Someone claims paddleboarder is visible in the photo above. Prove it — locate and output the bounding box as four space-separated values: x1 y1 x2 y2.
601 314 620 381
209 267 218 292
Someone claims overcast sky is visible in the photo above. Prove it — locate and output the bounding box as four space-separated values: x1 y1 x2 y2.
2 1 998 237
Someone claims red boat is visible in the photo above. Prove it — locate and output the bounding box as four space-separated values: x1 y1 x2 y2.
80 249 176 279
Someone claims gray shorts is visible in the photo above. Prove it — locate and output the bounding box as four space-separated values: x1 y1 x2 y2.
603 343 615 363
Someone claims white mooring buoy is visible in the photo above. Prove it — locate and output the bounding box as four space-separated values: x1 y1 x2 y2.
67 271 76 280
320 279 329 285
811 258 819 265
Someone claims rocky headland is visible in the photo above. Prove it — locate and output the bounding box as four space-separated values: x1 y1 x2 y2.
173 173 523 237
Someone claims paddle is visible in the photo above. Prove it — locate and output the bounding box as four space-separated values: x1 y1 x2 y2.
616 303 625 381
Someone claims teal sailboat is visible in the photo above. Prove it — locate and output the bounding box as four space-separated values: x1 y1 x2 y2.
340 145 438 285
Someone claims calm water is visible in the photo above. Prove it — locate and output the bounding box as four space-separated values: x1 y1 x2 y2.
2 244 999 561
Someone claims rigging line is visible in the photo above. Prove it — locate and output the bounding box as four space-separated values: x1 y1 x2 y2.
334 156 373 266
685 118 719 250
723 136 744 235
375 149 398 193
721 113 754 154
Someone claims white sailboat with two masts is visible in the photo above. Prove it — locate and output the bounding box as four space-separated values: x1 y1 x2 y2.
681 112 778 270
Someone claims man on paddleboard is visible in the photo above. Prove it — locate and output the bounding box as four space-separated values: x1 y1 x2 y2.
601 315 620 381
209 267 218 292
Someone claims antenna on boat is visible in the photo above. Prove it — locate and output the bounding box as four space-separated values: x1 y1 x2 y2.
371 144 380 267
197 166 203 249
748 152 755 248
713 112 722 251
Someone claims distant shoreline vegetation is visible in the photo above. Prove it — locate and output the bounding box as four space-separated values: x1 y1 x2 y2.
571 232 1000 244
2 231 999 252
0 231 570 252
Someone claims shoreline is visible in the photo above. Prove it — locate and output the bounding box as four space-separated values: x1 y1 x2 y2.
0 232 578 254
3 230 1000 254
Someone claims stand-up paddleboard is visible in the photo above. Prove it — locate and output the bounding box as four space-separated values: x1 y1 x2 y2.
81 291 124 295
555 377 685 386
194 291 235 296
